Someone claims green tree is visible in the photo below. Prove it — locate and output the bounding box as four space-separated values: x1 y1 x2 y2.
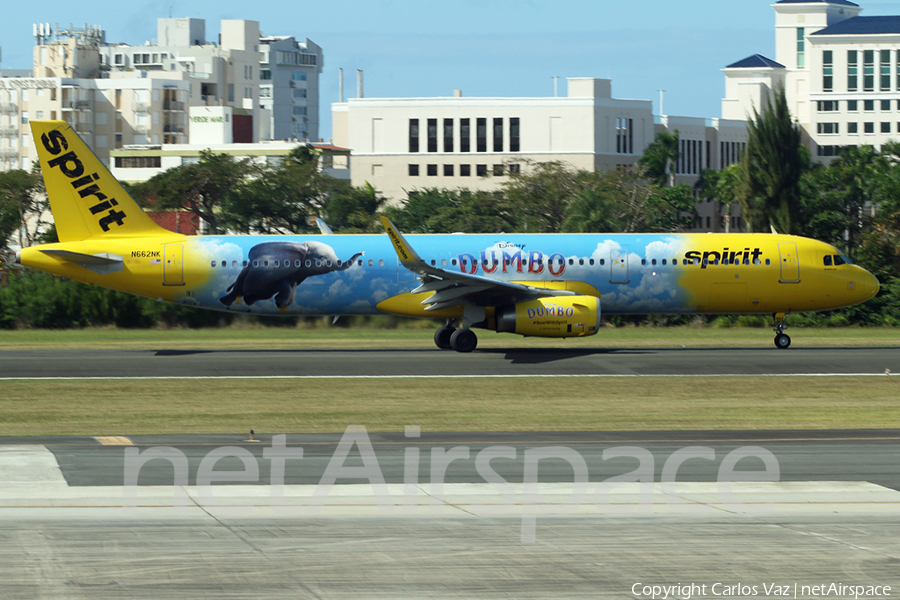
737 86 805 234
638 130 680 187
323 182 387 233
134 150 256 234
501 161 586 232
384 188 515 233
0 168 45 255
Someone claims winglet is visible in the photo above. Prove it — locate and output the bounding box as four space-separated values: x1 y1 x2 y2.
380 216 423 268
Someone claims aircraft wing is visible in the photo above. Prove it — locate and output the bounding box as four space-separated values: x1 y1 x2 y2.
380 216 574 311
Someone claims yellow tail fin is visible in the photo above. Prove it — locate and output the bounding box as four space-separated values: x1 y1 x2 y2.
30 120 167 241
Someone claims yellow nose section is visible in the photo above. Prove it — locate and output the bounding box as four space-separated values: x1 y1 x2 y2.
863 270 880 300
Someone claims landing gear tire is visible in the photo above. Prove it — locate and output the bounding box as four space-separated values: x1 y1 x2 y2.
434 325 454 350
449 328 478 353
774 333 792 349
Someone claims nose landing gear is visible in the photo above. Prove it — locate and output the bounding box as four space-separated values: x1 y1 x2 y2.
773 312 791 348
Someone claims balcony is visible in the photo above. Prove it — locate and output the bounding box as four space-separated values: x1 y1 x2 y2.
0 103 18 113
62 100 91 110
0 125 18 135
163 100 185 111
164 124 185 133
132 102 150 113
133 124 151 135
75 122 92 133
0 148 20 158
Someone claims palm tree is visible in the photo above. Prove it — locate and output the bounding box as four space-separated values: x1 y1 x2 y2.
737 85 805 234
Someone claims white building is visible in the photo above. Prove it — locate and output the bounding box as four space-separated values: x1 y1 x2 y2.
109 140 349 184
99 18 263 143
258 35 323 142
332 77 748 231
0 74 189 171
722 0 900 161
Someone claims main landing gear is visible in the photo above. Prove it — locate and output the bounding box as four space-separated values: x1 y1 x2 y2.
773 312 791 349
433 319 479 353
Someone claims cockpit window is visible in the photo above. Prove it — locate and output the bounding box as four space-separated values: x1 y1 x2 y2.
824 255 833 266
833 255 846 266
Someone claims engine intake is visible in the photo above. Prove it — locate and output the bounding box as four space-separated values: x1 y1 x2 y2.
495 295 601 338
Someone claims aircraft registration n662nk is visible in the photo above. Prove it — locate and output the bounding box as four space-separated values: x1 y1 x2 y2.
17 121 880 351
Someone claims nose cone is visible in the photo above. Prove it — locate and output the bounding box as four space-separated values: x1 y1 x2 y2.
862 269 880 300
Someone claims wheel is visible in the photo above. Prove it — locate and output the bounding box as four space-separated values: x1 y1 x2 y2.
434 325 454 350
449 328 478 353
774 333 791 349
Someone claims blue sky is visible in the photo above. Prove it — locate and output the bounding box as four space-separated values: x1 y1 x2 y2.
4 0 900 140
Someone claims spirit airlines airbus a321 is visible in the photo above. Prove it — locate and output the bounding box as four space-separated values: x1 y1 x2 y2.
17 121 880 352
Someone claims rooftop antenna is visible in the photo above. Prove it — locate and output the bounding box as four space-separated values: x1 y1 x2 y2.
339 67 344 102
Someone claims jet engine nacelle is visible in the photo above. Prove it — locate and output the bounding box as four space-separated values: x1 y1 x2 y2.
495 295 601 338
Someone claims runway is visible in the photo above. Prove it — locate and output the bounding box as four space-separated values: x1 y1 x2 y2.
1 345 898 378
0 432 898 599
3 345 898 598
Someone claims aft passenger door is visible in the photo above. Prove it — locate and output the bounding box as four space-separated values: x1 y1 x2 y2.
163 244 185 286
778 242 800 283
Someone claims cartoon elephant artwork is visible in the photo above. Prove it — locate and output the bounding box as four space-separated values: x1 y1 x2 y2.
219 241 364 309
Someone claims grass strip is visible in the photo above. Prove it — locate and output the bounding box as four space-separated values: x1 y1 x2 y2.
1 376 896 436
0 325 898 351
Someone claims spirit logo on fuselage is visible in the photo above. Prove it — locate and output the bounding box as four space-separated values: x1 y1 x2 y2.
40 130 127 232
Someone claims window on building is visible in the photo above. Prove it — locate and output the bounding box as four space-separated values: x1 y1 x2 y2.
493 164 504 176
817 123 839 134
848 122 858 134
848 50 858 92
476 118 487 152
460 118 470 152
864 50 875 92
460 164 471 176
882 99 892 111
427 164 437 176
882 50 891 91
260 69 271 80
427 119 438 153
882 122 891 133
848 100 858 111
493 118 503 152
616 117 633 154
443 164 454 176
409 119 419 153
476 164 487 176
823 50 833 92
817 100 839 111
865 122 874 133
510 117 520 152
292 71 307 81
508 163 520 174
409 164 419 176
443 118 453 153
865 100 875 111
797 28 805 68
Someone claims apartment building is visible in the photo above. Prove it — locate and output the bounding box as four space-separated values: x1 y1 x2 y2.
258 35 323 142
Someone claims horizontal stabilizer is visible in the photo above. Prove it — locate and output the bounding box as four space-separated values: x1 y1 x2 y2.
40 249 124 275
